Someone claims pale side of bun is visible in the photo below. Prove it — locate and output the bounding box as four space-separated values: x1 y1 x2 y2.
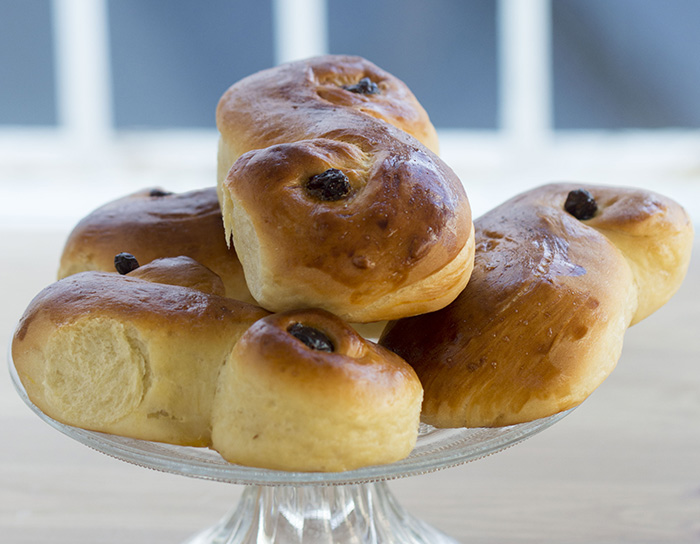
57 187 255 304
211 309 423 472
380 183 694 428
12 272 269 446
216 56 473 322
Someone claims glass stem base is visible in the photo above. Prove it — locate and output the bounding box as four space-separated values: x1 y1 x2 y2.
183 481 459 544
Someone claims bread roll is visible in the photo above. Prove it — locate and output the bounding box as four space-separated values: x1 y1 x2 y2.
216 54 440 190
380 183 694 428
216 55 474 322
12 272 269 446
58 187 255 303
211 309 423 472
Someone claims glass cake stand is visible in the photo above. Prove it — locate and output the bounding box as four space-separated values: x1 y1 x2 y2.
9 351 571 543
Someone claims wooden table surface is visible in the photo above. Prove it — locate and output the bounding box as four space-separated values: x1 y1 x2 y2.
1 227 698 544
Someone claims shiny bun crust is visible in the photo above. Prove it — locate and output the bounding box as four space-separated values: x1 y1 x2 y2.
12 272 269 446
216 54 440 186
211 309 423 472
216 55 474 322
58 187 255 303
380 183 694 428
128 256 226 296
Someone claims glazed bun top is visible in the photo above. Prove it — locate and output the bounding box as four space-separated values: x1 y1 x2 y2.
125 255 227 297
57 187 254 303
216 54 440 166
484 183 693 325
15 271 267 341
235 308 421 387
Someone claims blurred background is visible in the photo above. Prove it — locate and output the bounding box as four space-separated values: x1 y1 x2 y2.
1 0 699 228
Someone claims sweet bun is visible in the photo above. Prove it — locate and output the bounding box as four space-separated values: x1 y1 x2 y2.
12 272 269 446
216 55 474 322
216 54 440 190
211 309 423 472
58 187 255 303
380 183 694 428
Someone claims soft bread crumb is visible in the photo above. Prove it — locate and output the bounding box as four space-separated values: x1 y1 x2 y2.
44 318 148 427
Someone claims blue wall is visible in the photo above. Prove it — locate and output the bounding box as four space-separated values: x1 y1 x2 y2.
0 0 56 125
553 0 700 129
1 0 699 130
328 0 499 129
108 0 274 128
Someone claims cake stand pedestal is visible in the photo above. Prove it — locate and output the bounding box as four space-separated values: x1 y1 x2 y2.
184 482 458 543
9 351 571 543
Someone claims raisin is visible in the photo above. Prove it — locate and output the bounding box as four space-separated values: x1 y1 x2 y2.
564 189 597 220
343 77 379 95
287 323 334 352
305 169 351 201
114 252 140 275
149 188 173 197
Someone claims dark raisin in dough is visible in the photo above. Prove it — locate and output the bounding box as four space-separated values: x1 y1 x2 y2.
305 169 351 201
114 252 140 275
564 189 598 220
149 188 173 197
287 323 334 352
343 77 379 95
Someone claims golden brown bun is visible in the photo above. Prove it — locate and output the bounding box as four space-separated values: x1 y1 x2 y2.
211 309 423 472
58 187 255 303
380 183 694 428
216 55 474 322
12 272 269 446
216 54 440 186
127 256 226 296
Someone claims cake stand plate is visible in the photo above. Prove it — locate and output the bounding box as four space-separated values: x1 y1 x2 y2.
9 351 572 543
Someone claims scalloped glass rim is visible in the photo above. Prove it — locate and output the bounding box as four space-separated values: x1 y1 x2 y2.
8 347 572 487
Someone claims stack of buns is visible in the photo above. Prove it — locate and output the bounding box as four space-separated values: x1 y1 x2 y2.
11 55 694 473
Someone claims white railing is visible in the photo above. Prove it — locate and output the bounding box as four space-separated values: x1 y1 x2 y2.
1 0 698 228
53 0 113 156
